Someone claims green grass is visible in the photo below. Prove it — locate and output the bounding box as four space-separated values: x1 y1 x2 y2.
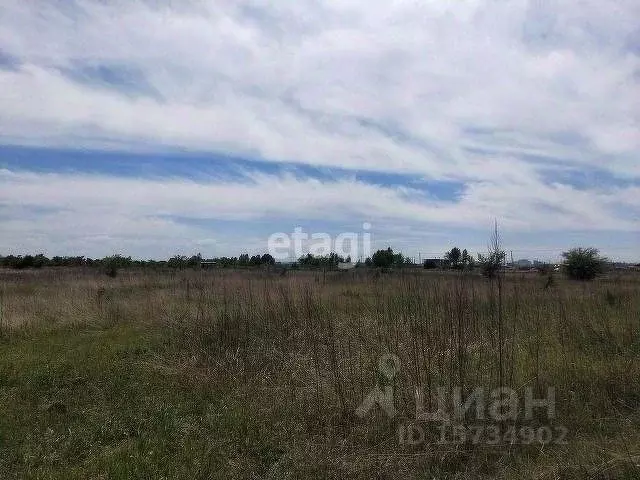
0 322 304 479
0 268 638 479
0 324 225 479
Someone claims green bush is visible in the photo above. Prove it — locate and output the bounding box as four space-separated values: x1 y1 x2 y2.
477 251 505 278
562 247 607 281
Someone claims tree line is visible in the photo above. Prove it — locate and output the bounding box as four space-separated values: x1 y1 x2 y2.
0 246 611 281
0 253 274 271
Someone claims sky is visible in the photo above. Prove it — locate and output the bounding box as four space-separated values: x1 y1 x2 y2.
0 0 638 262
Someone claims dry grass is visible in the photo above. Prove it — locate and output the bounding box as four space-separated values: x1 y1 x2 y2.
0 267 638 479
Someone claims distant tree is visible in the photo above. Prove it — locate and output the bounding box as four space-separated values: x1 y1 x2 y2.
477 223 506 279
423 259 439 269
331 252 346 266
562 247 607 281
1 255 18 268
261 253 275 265
216 256 238 268
298 253 313 267
297 253 345 269
392 251 405 266
445 247 462 269
238 253 250 266
72 256 87 267
187 253 202 268
461 249 474 270
33 254 49 268
102 254 133 275
17 255 35 269
371 248 395 268
167 255 188 269
478 251 505 278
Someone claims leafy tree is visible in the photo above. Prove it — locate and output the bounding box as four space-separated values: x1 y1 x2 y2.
216 256 238 268
423 259 439 269
1 255 18 268
298 253 345 269
32 254 48 268
371 248 395 268
477 251 505 278
562 247 607 281
167 255 188 269
102 255 133 276
17 255 35 269
445 247 462 269
461 249 474 270
328 252 345 266
261 253 275 265
392 251 405 266
298 253 315 267
187 253 202 268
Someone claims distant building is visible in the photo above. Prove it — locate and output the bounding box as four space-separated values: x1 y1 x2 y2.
612 262 637 270
514 259 532 269
337 262 356 270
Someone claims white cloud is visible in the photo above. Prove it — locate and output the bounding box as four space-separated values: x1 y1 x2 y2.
0 168 637 258
0 0 637 179
0 0 638 258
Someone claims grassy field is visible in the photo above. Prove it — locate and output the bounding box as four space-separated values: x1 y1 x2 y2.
0 267 638 479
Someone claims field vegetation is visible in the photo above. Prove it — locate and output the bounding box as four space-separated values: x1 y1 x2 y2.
0 267 638 479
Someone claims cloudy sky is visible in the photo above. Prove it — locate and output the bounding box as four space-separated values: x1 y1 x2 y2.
0 0 638 261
